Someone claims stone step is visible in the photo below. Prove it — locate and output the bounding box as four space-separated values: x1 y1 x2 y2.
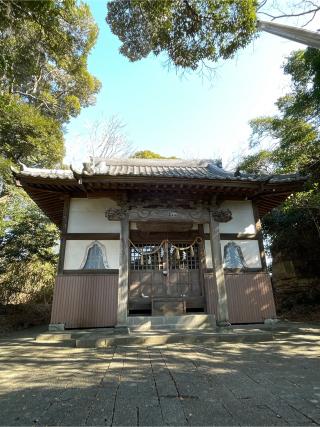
36 333 74 342
35 327 119 342
76 330 274 348
37 339 76 347
127 314 215 331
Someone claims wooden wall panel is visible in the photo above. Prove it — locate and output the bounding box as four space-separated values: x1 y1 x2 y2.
204 272 276 323
51 274 118 328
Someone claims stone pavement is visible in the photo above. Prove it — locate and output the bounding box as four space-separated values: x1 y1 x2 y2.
0 325 320 426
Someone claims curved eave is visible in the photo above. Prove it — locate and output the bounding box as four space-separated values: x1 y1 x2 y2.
14 174 82 228
14 172 307 228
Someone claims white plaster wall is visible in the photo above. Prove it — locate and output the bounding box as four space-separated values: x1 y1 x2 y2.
221 240 261 268
64 240 120 270
204 239 261 269
67 198 120 233
203 201 256 234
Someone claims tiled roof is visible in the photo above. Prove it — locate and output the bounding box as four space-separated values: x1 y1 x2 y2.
81 158 233 180
15 158 306 184
17 167 74 180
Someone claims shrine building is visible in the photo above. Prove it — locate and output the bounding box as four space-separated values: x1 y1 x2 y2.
13 158 306 329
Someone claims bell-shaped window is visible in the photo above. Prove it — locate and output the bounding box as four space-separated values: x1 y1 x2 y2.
82 242 108 270
224 241 248 270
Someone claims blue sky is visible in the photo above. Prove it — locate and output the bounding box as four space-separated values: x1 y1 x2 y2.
64 1 313 169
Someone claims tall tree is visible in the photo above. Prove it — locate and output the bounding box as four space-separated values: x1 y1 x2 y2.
107 0 258 70
106 0 320 70
0 0 100 175
0 0 101 305
238 47 320 291
132 150 177 159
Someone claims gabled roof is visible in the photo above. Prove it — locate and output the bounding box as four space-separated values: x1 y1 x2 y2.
17 158 305 184
13 158 307 228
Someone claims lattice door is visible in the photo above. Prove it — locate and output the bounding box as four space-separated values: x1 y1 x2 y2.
129 240 201 298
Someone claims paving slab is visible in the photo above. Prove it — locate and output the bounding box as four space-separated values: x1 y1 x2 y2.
0 324 320 426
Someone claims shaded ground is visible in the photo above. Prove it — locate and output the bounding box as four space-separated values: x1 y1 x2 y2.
0 326 320 426
0 304 51 336
278 304 320 322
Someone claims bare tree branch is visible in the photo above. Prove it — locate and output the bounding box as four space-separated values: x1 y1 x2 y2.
86 115 134 159
258 0 320 25
259 6 320 21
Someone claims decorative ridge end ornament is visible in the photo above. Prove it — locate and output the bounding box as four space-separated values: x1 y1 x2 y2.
210 208 232 223
105 207 128 221
70 164 82 179
82 161 95 175
10 165 20 176
17 161 27 171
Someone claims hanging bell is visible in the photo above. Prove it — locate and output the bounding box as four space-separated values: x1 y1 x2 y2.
190 245 195 257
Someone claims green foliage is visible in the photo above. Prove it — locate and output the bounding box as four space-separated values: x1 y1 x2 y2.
0 1 100 307
0 94 64 167
0 189 59 304
262 206 320 278
0 0 101 123
238 150 275 174
0 0 100 177
248 116 319 174
282 48 320 125
0 258 56 305
238 47 320 274
132 150 177 159
106 0 258 70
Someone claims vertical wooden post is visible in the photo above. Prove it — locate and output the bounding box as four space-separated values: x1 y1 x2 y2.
209 210 230 326
197 224 206 298
58 196 70 274
253 202 267 272
117 214 129 326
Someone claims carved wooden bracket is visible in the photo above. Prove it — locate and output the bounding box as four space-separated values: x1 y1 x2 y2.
105 208 128 221
106 206 232 223
210 208 232 223
128 207 209 223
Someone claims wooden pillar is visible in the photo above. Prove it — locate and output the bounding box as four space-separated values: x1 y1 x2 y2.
209 210 230 326
253 202 267 272
57 196 70 274
117 214 129 326
197 224 206 299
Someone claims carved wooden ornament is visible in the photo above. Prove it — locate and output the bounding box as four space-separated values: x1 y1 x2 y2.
210 208 232 223
105 208 127 221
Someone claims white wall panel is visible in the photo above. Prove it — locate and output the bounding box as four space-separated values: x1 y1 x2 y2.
68 198 120 233
220 201 256 233
203 201 256 234
204 239 261 269
221 240 262 268
64 240 120 270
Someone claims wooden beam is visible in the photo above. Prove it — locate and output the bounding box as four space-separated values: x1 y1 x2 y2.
130 230 199 243
206 233 258 240
62 269 119 275
62 233 120 240
58 196 70 274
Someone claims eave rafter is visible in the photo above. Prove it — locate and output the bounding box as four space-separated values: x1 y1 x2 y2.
14 165 307 229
